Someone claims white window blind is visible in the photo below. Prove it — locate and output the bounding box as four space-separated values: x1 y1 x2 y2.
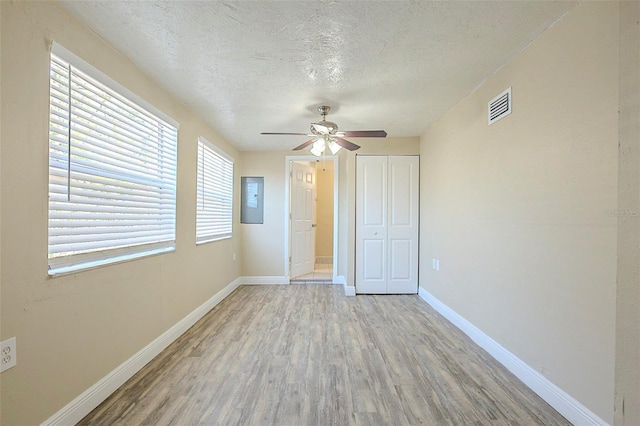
48 45 178 274
196 137 233 243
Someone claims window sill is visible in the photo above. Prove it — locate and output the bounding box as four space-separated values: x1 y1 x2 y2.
48 246 175 277
196 235 232 245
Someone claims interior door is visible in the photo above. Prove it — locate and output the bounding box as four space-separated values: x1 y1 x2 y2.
290 161 316 278
356 155 419 294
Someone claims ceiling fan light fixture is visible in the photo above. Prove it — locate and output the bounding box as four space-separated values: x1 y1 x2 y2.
310 138 326 157
328 139 342 154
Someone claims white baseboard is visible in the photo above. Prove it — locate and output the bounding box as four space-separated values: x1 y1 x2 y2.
418 287 608 426
42 277 242 426
239 275 289 285
334 275 355 296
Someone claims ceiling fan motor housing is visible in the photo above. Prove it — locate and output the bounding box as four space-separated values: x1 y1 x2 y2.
310 120 338 135
310 105 338 135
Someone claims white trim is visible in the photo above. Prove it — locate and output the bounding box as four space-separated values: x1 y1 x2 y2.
332 159 340 284
239 276 290 285
335 275 355 296
48 246 175 277
42 277 242 426
418 287 608 426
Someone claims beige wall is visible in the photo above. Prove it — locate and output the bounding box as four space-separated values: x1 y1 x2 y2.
315 160 334 258
419 2 618 422
239 151 289 277
0 2 241 424
615 1 640 424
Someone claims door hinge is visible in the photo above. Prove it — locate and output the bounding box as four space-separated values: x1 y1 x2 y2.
289 256 292 263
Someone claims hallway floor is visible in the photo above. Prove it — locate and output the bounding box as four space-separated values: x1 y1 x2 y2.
290 261 333 283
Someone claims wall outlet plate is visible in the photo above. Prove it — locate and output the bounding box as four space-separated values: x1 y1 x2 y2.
0 337 17 373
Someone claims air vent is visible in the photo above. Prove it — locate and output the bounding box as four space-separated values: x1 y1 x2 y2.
488 87 512 125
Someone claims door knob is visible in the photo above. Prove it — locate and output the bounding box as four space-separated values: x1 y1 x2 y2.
312 224 317 228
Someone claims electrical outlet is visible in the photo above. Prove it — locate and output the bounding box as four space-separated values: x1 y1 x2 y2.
233 252 237 261
0 337 17 373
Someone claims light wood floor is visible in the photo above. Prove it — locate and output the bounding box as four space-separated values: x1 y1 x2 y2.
80 285 569 425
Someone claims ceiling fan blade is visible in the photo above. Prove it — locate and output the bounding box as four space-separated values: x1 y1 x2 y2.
333 137 360 151
340 130 387 138
261 132 310 136
292 139 316 151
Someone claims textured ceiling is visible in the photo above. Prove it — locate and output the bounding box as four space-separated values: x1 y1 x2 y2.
59 1 575 151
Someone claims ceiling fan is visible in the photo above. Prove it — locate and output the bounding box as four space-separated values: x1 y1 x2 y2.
261 106 387 156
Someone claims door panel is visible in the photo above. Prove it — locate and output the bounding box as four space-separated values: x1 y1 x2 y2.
361 238 386 293
389 160 412 226
389 239 411 280
363 160 386 227
363 239 385 279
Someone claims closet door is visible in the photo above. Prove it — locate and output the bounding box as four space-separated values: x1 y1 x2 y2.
387 156 419 293
356 155 418 294
356 156 388 293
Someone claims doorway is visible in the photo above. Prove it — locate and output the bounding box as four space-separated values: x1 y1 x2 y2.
285 156 338 283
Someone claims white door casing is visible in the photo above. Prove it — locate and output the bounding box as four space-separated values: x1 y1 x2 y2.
356 155 419 294
290 161 316 278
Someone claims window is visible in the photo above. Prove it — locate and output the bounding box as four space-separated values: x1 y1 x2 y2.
196 137 233 243
48 43 178 275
